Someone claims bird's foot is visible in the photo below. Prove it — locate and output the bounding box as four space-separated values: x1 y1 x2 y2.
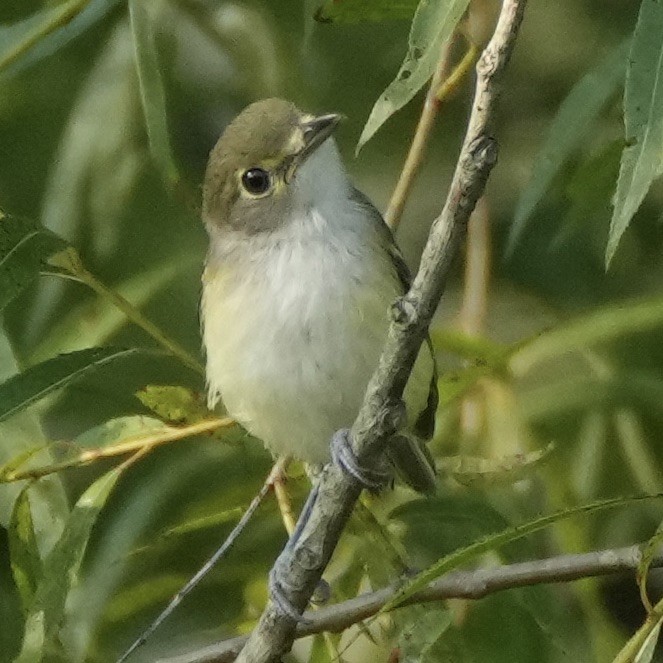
331 428 390 492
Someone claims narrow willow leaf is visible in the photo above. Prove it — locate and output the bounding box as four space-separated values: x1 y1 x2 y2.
614 409 661 494
607 0 663 267
29 260 184 363
382 493 663 613
439 443 554 488
128 0 180 187
507 40 629 255
0 347 141 423
634 622 662 663
0 333 68 560
0 0 89 72
21 467 124 656
612 600 663 663
357 0 470 152
13 610 45 663
314 0 418 23
8 488 42 611
397 607 452 662
0 0 124 78
135 385 210 425
0 211 68 312
510 295 663 376
41 20 143 257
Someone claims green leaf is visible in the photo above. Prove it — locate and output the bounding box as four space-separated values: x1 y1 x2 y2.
438 443 554 488
0 332 68 559
0 346 142 423
607 0 663 267
507 40 629 255
356 0 470 152
0 211 68 313
8 488 42 611
29 260 184 363
633 622 662 663
382 493 663 613
397 607 452 662
19 467 124 659
13 611 46 663
314 0 418 23
0 0 90 73
135 385 210 425
128 0 180 188
510 295 663 376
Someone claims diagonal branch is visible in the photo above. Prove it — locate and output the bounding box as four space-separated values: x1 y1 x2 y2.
231 2 529 662
159 543 661 663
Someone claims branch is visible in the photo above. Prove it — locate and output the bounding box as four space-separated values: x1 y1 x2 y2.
159 544 661 663
231 3 528 662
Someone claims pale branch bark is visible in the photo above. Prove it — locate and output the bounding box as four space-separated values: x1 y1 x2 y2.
231 2 528 662
160 544 663 663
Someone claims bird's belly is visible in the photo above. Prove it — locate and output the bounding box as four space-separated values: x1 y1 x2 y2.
203 264 394 462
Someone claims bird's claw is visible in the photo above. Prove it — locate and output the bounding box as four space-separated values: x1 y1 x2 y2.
331 428 390 491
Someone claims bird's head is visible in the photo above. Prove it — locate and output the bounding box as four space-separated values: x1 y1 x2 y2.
202 98 344 234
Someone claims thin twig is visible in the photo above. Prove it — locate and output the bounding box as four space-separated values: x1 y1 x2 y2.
159 544 661 663
457 198 491 440
272 460 297 536
116 460 287 663
385 38 453 230
2 418 233 482
232 3 528 663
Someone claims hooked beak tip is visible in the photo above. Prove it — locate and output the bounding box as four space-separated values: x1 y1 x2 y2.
301 113 343 150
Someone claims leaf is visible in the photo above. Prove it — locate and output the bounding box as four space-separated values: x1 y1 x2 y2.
0 332 68 559
637 523 663 614
41 19 144 257
8 488 43 611
507 40 629 255
381 493 663 613
0 0 123 78
0 0 89 73
612 598 663 663
356 0 470 152
397 607 452 662
135 385 210 425
0 526 23 659
607 0 663 267
510 295 663 376
128 0 180 188
19 466 125 659
439 443 554 488
0 346 142 423
614 409 662 494
29 260 184 363
13 610 46 663
0 211 68 313
314 0 418 23
633 622 662 663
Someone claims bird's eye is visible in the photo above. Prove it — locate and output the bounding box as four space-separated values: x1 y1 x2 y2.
241 168 271 195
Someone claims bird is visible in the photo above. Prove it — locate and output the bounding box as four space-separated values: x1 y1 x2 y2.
200 98 438 494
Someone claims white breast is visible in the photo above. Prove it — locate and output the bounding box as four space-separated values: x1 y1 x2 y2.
202 204 399 462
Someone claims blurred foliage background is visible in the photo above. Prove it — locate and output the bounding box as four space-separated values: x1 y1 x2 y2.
2 0 663 662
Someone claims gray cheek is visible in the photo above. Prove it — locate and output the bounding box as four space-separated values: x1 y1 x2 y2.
228 193 293 235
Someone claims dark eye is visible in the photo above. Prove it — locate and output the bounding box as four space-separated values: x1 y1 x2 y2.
241 168 271 195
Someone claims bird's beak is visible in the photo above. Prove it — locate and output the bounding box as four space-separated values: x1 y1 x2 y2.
295 113 343 165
